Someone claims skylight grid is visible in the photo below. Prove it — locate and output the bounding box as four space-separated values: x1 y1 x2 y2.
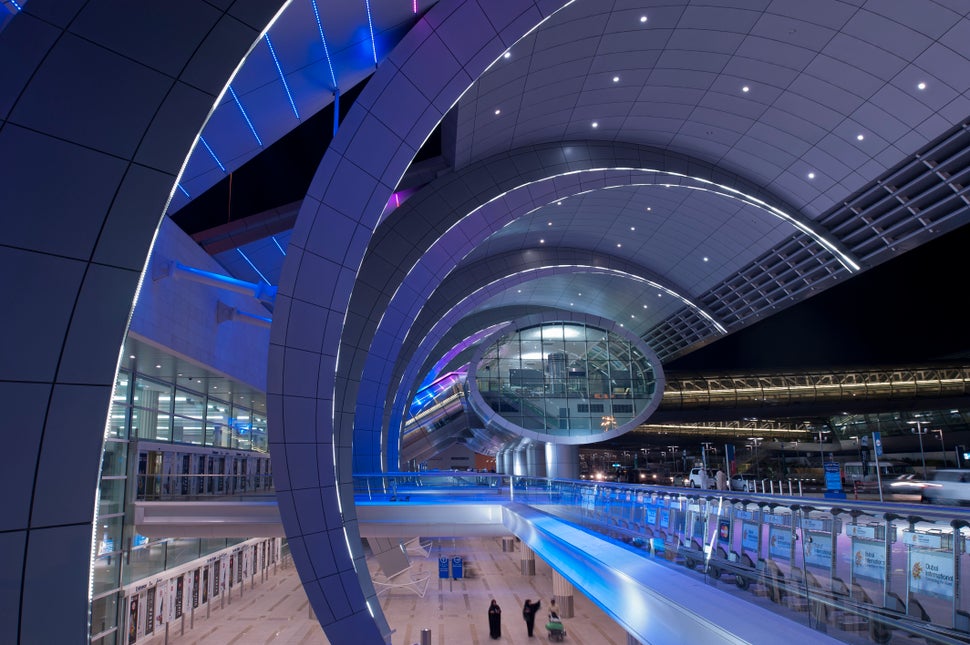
229 86 263 147
265 33 300 120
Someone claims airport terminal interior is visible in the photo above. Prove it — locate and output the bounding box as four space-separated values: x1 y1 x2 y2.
5 1 970 644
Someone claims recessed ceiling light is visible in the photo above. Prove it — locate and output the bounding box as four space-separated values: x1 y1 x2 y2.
630 226 636 231
556 201 562 206
613 76 620 83
642 304 648 309
494 108 501 115
646 207 651 211
742 85 750 93
212 386 218 389
155 364 162 369
539 239 545 244
592 121 598 128
503 52 511 59
620 323 625 327
703 256 709 262
129 355 136 360
640 15 647 23
547 221 552 226
630 314 635 319
917 81 926 90
517 289 522 293
616 243 622 248
570 302 574 306
856 134 864 141
808 172 815 179
578 292 582 296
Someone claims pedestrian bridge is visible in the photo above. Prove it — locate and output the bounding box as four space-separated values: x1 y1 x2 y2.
134 473 970 644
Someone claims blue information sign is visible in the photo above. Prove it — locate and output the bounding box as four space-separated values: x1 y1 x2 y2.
452 556 463 579
438 557 449 579
824 461 843 492
872 431 883 457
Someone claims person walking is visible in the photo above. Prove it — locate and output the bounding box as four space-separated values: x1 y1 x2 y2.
522 598 541 637
715 468 727 491
488 599 502 639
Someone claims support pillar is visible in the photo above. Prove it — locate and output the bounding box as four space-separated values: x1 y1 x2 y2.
503 449 514 476
494 449 506 474
520 543 535 576
545 443 579 480
513 445 527 476
552 570 574 618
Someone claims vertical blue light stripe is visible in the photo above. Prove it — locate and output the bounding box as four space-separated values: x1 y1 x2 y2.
199 136 226 172
272 236 287 256
265 34 300 120
177 183 190 197
237 248 271 285
309 0 338 89
229 86 263 147
364 0 378 64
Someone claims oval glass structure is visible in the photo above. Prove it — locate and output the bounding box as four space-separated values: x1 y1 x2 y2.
466 319 665 443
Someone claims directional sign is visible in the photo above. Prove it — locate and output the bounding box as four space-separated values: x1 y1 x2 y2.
452 556 463 579
438 557 449 579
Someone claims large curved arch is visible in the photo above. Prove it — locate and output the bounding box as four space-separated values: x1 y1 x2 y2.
0 2 286 641
268 1 573 641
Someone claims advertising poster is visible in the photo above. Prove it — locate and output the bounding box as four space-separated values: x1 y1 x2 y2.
909 550 955 599
646 507 657 525
229 555 235 589
768 526 792 559
660 508 670 529
852 538 886 582
237 550 244 583
128 595 138 645
741 522 759 552
192 569 200 608
145 587 155 635
803 531 833 568
221 556 228 595
202 566 209 604
174 576 184 619
154 582 166 629
213 560 221 597
718 518 731 543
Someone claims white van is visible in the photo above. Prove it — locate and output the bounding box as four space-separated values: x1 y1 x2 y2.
842 461 912 485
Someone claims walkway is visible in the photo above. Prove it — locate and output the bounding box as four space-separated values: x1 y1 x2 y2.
165 536 631 645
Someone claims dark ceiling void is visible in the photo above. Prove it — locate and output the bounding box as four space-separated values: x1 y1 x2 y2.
667 220 970 372
171 76 445 243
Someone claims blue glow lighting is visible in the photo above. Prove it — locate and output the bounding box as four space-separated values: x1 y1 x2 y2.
10 0 23 10
237 248 271 285
272 236 287 255
364 0 378 64
309 0 338 89
229 86 263 147
199 136 226 172
177 183 190 197
264 34 300 120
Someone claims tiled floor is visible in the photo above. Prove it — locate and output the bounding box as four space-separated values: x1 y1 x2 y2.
165 536 631 645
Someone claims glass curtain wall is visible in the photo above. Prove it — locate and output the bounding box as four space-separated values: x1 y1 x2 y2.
90 368 267 645
476 322 658 433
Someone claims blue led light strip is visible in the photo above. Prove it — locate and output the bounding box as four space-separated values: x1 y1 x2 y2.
265 34 300 120
364 0 378 64
229 86 263 147
237 248 272 285
9 0 23 11
177 183 190 197
199 136 226 172
309 0 338 89
272 236 287 256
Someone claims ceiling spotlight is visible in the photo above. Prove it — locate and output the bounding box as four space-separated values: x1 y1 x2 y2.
703 256 709 262
856 134 864 141
630 314 635 319
592 121 599 128
539 239 545 244
742 85 750 93
643 304 648 309
640 15 647 23
646 206 651 211
808 172 815 179
630 226 636 231
917 81 926 90
616 243 622 248
129 355 136 360
155 364 162 369
613 76 620 83
494 108 501 115
556 201 562 206
547 221 552 226
503 52 511 59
